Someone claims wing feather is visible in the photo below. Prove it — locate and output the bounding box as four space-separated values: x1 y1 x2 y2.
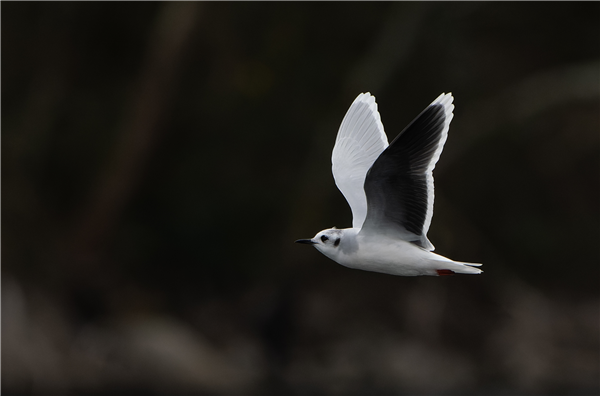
360 93 454 251
332 93 389 229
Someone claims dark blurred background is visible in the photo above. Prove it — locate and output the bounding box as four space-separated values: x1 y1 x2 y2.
2 2 599 395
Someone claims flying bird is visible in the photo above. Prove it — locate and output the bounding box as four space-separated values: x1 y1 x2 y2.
296 93 482 276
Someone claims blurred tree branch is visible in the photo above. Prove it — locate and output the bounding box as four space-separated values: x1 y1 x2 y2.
66 2 201 269
344 2 432 97
443 60 600 168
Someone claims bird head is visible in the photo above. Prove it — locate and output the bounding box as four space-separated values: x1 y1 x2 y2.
295 227 343 257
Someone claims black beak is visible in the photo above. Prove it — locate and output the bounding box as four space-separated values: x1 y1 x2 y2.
295 239 315 245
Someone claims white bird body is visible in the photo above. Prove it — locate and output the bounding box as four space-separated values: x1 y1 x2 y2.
314 227 481 277
297 92 482 277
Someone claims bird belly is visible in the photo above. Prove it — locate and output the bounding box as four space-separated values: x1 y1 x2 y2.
337 238 441 276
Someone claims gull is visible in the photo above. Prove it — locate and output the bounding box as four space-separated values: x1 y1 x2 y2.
296 93 482 276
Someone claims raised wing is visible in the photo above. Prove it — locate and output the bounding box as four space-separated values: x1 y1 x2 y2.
360 93 454 251
332 93 389 229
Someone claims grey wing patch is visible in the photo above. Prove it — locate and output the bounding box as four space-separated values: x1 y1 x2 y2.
360 99 450 250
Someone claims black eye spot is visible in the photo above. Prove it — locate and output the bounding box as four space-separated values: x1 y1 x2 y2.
321 235 329 243
334 238 340 247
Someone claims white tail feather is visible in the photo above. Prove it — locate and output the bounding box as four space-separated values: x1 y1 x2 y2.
434 260 483 275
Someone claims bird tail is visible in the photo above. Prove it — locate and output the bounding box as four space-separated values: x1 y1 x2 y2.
434 261 483 276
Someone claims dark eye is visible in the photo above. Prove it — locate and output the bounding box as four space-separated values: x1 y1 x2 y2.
321 235 329 243
334 238 340 247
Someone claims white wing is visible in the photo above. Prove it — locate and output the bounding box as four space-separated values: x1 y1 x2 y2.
331 93 389 229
